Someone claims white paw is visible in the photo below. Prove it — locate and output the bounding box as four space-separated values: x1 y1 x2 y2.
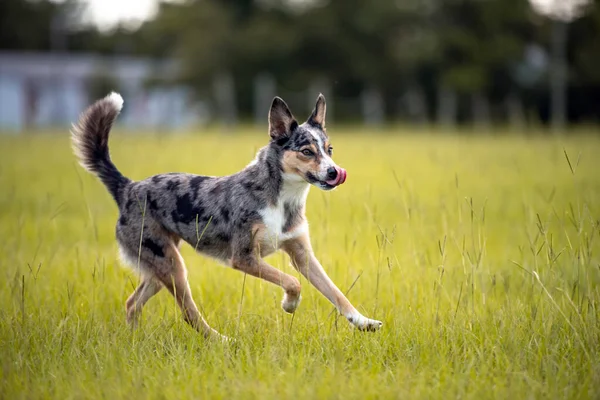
346 313 383 332
206 330 234 344
281 293 301 313
126 310 140 328
220 334 235 344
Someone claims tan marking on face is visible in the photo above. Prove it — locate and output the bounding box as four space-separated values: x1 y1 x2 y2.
282 149 322 179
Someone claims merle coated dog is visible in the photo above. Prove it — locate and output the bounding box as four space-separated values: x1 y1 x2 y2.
71 92 383 340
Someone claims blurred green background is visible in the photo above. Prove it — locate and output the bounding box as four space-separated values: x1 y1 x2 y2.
0 0 599 132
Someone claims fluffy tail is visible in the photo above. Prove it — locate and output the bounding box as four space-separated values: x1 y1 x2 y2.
71 92 131 205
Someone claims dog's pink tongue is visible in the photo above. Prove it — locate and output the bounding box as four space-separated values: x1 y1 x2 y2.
326 167 347 186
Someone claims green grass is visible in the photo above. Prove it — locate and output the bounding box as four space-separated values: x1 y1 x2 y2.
1 128 599 399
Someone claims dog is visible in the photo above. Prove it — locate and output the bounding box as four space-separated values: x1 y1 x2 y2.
71 92 383 340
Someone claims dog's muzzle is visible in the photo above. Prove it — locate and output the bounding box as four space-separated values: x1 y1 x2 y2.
325 166 347 187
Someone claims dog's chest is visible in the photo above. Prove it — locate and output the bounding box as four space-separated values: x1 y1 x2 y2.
257 201 306 252
255 181 309 253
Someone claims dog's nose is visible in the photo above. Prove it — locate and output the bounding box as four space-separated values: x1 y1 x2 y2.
326 167 338 180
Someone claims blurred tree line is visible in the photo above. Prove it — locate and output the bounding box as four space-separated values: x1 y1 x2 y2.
1 0 599 126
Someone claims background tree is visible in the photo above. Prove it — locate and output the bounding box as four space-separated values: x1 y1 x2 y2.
2 0 598 125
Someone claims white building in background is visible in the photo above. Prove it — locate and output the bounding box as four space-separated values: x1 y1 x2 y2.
0 52 207 133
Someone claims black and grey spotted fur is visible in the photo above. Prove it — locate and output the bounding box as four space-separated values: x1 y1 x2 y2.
71 92 383 339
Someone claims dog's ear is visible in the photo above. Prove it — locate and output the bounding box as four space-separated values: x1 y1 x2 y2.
307 93 326 128
269 97 297 142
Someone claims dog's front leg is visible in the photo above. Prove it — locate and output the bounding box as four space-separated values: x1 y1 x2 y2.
282 234 382 331
231 255 302 314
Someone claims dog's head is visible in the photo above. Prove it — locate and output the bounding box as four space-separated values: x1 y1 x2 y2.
269 94 347 191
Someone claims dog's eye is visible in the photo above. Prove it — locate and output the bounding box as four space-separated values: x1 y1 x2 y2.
301 149 314 157
328 146 333 156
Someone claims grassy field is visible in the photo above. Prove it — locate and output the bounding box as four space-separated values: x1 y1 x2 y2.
1 128 599 399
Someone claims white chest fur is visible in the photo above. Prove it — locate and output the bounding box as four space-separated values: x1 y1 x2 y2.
258 176 309 247
259 203 308 242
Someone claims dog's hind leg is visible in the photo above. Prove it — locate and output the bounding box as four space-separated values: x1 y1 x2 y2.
126 275 163 327
118 217 225 340
153 243 227 341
